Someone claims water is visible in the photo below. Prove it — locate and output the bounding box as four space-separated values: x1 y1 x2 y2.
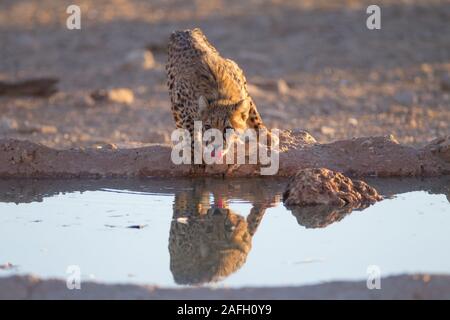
0 177 449 288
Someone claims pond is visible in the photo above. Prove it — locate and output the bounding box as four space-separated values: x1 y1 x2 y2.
0 177 449 288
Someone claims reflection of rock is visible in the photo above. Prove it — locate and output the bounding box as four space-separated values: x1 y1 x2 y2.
283 168 382 228
283 168 383 206
289 203 370 229
169 208 252 285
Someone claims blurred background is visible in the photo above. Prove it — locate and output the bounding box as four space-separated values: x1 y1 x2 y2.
0 0 449 149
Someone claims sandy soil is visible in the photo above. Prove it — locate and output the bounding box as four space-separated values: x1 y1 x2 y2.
1 274 450 299
1 0 449 149
1 0 449 301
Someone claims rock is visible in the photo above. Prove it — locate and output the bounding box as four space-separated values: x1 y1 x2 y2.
348 118 358 126
127 224 147 229
277 79 290 95
91 88 134 105
13 122 57 135
279 129 316 151
284 167 382 222
0 78 58 97
39 125 58 134
94 143 118 150
283 168 383 207
90 89 108 102
320 126 335 136
73 93 96 108
393 90 417 105
425 135 450 162
108 88 134 105
122 49 155 70
0 262 16 270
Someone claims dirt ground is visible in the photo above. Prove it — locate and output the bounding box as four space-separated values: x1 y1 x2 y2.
1 274 450 299
0 0 449 149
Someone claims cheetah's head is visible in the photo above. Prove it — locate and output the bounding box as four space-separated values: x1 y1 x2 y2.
199 95 250 133
169 206 252 285
198 95 250 157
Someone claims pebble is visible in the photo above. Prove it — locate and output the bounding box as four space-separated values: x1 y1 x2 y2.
277 79 290 95
127 224 148 229
320 126 336 136
348 118 358 126
108 88 134 105
122 49 155 70
91 88 134 105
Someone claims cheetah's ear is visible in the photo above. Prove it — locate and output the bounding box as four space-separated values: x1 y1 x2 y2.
233 99 250 121
198 95 209 113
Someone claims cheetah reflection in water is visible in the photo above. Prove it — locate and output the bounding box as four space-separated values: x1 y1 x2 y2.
168 181 279 285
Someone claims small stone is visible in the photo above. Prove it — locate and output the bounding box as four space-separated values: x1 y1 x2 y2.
122 49 155 70
277 79 290 95
421 63 433 74
422 274 431 283
127 224 147 229
39 125 58 134
99 143 118 150
348 118 358 126
107 88 134 105
90 89 109 102
0 262 16 270
91 88 135 105
94 143 118 150
320 126 335 136
426 135 450 162
81 95 96 107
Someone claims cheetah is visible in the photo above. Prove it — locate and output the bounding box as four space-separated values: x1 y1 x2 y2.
168 181 279 285
166 28 267 150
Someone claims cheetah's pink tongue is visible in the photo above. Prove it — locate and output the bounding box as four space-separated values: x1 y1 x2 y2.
217 198 225 208
211 149 223 159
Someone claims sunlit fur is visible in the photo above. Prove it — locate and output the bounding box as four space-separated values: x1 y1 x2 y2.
166 28 266 141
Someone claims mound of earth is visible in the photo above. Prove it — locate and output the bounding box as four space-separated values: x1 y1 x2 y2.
283 168 383 207
282 168 383 228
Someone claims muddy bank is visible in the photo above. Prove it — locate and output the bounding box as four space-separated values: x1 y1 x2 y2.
0 131 449 178
1 274 449 300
